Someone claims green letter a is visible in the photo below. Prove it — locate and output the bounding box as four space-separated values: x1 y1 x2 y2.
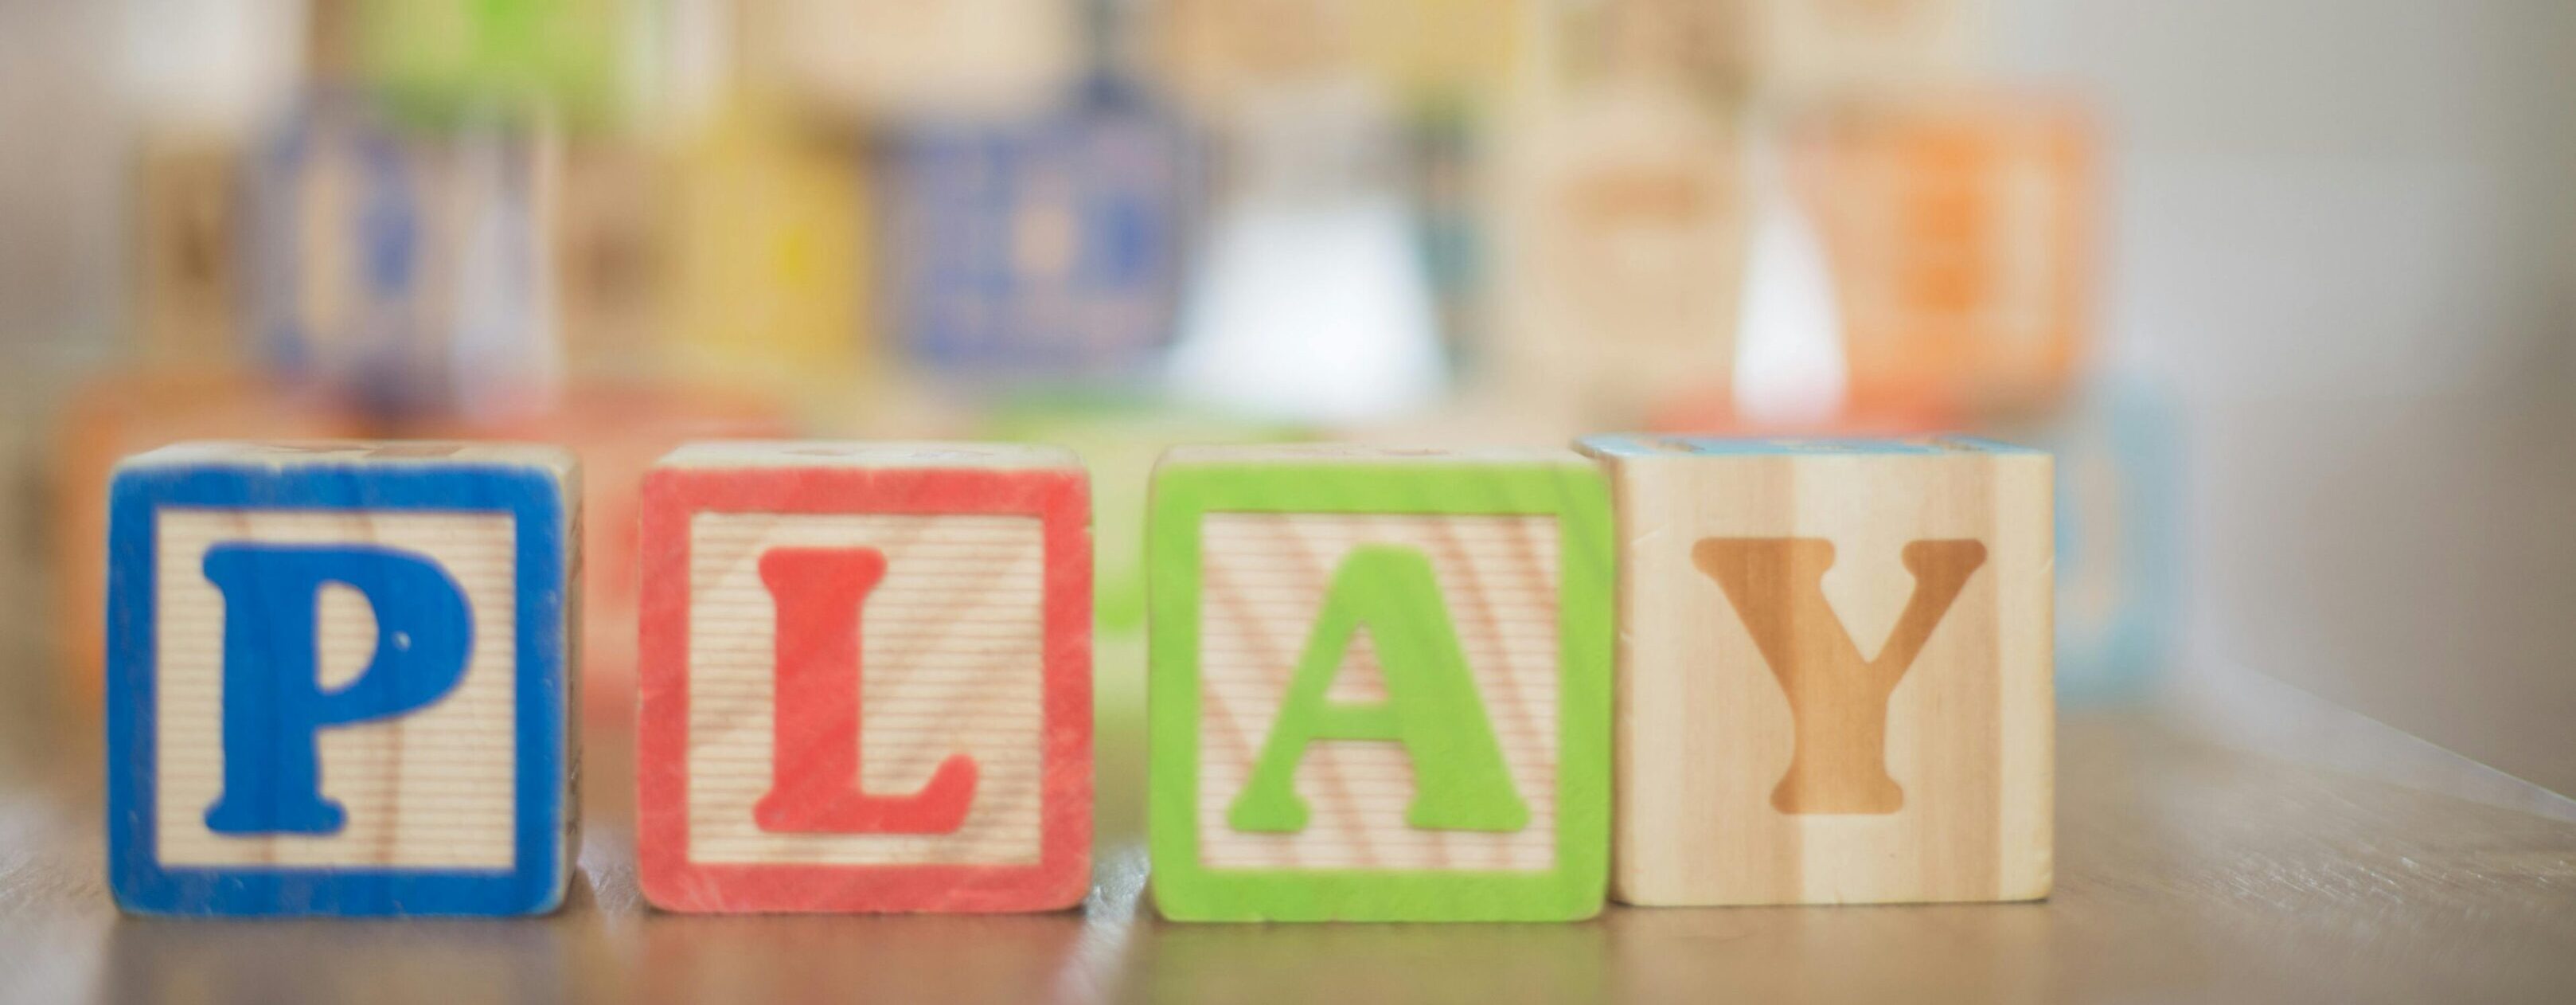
1228 545 1530 833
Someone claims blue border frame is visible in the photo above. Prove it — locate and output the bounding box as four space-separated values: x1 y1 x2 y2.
107 461 571 917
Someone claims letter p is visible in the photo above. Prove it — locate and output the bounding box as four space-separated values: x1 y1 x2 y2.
200 543 474 835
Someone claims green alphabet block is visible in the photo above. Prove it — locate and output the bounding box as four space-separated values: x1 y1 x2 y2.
1148 445 1612 921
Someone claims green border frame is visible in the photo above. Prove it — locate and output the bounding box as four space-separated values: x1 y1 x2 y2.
1147 456 1613 921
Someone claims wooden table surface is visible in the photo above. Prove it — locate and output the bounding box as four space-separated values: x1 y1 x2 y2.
2 664 2570 1004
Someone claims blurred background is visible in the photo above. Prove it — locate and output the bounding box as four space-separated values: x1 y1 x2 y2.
0 0 2570 804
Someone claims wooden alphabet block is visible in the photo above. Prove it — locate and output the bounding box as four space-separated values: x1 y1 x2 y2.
1147 446 1612 921
107 441 580 917
1576 435 2051 905
880 82 1201 384
662 107 872 403
1786 96 2095 413
636 442 1092 913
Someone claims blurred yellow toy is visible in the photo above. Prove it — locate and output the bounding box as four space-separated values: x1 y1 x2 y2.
662 104 872 409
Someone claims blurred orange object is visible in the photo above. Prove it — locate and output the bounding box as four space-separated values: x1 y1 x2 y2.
1642 381 1962 436
428 382 796 725
49 373 367 716
1787 96 2095 415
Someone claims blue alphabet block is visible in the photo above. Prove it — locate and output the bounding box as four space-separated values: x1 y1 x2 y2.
880 76 1203 383
107 441 580 917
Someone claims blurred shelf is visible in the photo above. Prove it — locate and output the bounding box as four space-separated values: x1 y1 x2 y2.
2 666 2572 1003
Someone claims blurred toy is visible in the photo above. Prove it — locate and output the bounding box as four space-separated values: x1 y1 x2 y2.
1491 78 1745 428
443 123 562 424
107 441 578 917
133 132 247 366
880 76 1202 386
356 0 628 127
551 142 663 376
635 442 1092 913
662 104 872 408
1407 108 1492 365
1581 434 2051 905
49 373 365 716
1751 0 1987 100
2002 381 2182 701
1545 0 1754 110
746 0 1078 123
247 92 442 415
1146 445 1611 921
1786 95 2095 414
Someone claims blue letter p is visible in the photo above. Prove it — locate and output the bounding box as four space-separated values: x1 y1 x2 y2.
200 543 474 835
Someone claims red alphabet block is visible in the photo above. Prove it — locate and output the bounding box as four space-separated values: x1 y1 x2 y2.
637 442 1092 913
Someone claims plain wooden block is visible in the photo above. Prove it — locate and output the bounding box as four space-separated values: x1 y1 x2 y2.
1577 435 2052 906
107 440 580 917
636 441 1092 913
1147 445 1612 922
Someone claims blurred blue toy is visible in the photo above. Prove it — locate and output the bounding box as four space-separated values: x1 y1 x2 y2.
2039 380 2184 701
247 92 435 416
880 75 1202 385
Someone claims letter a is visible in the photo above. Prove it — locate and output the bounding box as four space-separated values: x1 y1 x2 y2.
201 542 474 835
754 547 977 834
1229 545 1528 833
1693 538 1987 815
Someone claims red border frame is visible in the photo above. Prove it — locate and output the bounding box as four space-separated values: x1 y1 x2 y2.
636 463 1091 913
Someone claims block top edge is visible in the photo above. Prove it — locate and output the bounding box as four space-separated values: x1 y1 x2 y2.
1576 434 2047 459
657 440 1081 470
1161 444 1594 468
117 440 576 473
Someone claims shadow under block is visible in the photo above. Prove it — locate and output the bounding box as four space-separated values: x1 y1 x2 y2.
636 442 1092 913
1578 436 2052 905
1147 446 1613 922
106 441 580 917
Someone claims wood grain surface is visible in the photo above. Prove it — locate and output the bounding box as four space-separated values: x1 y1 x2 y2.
1583 436 2051 905
10 662 2576 1001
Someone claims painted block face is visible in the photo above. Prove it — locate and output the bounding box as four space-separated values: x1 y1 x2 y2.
106 441 580 917
882 83 1200 383
1148 445 1613 922
1786 98 2094 412
636 442 1092 913
1577 435 2052 905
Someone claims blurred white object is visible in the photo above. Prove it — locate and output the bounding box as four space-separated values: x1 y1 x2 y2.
447 123 562 422
1166 80 1446 424
117 0 304 131
1731 128 1847 427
